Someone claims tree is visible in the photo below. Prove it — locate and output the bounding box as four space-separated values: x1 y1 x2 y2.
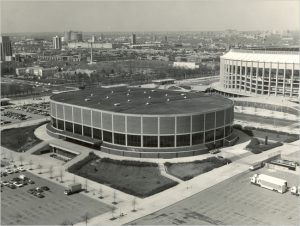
85 179 88 192
19 155 24 166
99 185 104 199
112 190 117 205
132 197 137 212
49 165 54 179
59 168 64 183
81 212 90 226
110 207 116 220
29 159 33 170
37 164 43 174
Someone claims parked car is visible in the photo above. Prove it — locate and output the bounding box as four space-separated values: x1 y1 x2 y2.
41 186 50 191
13 182 23 188
5 169 14 174
17 167 26 172
27 188 36 194
28 180 35 184
35 187 43 192
7 184 16 189
34 192 45 198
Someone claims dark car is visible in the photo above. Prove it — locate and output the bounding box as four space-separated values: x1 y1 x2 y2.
28 180 35 184
41 186 50 191
8 184 16 189
34 192 45 198
27 188 35 194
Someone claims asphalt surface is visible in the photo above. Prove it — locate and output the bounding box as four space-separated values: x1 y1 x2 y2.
130 168 299 225
235 112 298 127
1 171 111 225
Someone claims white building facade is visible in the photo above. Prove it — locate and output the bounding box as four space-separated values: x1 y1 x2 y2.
220 49 300 98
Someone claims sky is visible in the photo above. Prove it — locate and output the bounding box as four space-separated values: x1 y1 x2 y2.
1 0 299 33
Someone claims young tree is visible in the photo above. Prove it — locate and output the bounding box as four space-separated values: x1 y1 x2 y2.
112 190 117 205
37 164 43 174
29 159 33 170
59 168 64 183
99 185 103 199
132 197 137 212
85 179 88 192
49 165 54 179
81 212 90 226
18 155 25 166
110 207 115 220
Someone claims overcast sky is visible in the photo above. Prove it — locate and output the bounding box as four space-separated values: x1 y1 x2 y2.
1 0 299 33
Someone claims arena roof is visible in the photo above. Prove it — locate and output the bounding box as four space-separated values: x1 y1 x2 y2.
222 49 300 64
50 87 233 115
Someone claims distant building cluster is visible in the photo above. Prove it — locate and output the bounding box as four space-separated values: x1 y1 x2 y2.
64 30 83 42
16 66 57 78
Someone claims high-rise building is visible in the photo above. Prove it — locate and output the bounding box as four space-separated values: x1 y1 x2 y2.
64 31 83 42
164 35 168 43
0 36 12 62
91 35 96 43
53 36 62 49
131 33 136 45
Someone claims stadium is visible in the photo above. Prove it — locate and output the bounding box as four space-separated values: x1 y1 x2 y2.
213 49 300 98
47 87 234 158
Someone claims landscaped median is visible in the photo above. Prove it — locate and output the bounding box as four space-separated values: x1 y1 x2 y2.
165 157 232 181
1 122 46 152
68 152 178 198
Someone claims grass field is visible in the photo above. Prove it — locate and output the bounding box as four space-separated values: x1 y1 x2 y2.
69 156 178 197
165 157 231 181
1 123 44 152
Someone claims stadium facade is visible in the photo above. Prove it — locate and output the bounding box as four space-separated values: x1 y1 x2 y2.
215 49 300 98
48 87 234 158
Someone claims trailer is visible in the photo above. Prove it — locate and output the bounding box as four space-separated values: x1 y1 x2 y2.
250 174 287 193
249 162 264 171
291 186 300 196
64 183 82 195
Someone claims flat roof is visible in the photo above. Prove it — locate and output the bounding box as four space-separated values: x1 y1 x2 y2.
50 87 233 115
222 49 300 64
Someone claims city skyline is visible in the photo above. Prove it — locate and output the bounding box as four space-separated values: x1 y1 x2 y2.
1 0 299 33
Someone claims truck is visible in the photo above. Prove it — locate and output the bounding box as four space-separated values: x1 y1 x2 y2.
64 183 82 195
291 186 300 196
249 162 264 171
250 174 287 193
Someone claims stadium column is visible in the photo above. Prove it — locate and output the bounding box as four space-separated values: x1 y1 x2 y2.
275 62 279 96
262 62 265 95
239 60 242 92
250 61 253 94
189 115 192 147
72 106 75 133
174 116 177 147
268 62 272 96
125 115 127 146
141 116 143 148
283 63 286 97
80 108 83 136
290 63 294 97
158 117 160 148
255 62 258 94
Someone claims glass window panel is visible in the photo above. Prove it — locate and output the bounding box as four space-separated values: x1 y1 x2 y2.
192 132 204 145
103 130 112 143
93 128 102 140
74 123 82 135
160 135 174 147
143 136 158 147
127 135 141 147
114 133 126 145
83 126 92 137
176 134 190 147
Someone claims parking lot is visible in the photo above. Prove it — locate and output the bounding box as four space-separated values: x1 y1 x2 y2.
1 102 49 125
1 170 112 225
130 167 299 225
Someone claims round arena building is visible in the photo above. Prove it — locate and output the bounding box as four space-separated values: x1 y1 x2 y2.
48 87 234 158
214 49 300 98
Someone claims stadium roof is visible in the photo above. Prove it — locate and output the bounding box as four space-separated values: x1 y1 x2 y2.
222 49 300 64
50 87 233 115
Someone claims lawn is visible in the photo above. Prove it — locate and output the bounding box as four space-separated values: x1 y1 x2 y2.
68 154 178 197
1 123 44 152
165 157 231 181
251 129 298 143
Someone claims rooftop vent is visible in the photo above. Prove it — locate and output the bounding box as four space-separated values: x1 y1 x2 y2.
90 93 94 97
167 98 170 102
127 99 131 102
126 93 130 96
144 91 147 94
151 89 156 92
184 96 187 99
148 96 151 99
111 90 114 94
106 96 109 99
128 89 131 92
85 98 91 102
165 93 168 96
180 93 185 96
146 102 150 105
114 103 120 106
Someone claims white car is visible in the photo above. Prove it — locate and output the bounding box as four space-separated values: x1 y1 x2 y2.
5 169 14 174
13 182 23 187
17 167 26 172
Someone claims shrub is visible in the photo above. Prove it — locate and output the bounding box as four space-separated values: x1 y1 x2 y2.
182 175 194 181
